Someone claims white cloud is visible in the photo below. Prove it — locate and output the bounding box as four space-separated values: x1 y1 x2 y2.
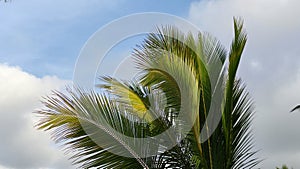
0 63 74 169
188 0 300 168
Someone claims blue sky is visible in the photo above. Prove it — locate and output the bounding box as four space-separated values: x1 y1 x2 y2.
1 0 300 168
0 0 194 79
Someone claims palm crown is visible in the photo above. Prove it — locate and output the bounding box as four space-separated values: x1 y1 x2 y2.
36 18 260 169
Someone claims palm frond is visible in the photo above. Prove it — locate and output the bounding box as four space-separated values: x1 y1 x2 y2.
220 17 260 169
133 26 229 169
36 89 149 169
231 80 261 169
98 76 154 123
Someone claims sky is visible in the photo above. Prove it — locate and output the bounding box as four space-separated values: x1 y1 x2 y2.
0 0 300 168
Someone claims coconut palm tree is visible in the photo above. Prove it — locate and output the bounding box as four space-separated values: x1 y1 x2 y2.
36 18 260 168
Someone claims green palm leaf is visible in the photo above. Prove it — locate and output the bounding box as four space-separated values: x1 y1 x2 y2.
221 18 259 168
98 76 154 123
36 89 149 168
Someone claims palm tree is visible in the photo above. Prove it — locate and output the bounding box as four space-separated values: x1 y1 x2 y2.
36 18 260 168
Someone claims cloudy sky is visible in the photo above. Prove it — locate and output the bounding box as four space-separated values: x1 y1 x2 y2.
1 0 300 168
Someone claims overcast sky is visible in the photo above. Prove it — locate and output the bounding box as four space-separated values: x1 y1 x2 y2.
1 0 300 168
